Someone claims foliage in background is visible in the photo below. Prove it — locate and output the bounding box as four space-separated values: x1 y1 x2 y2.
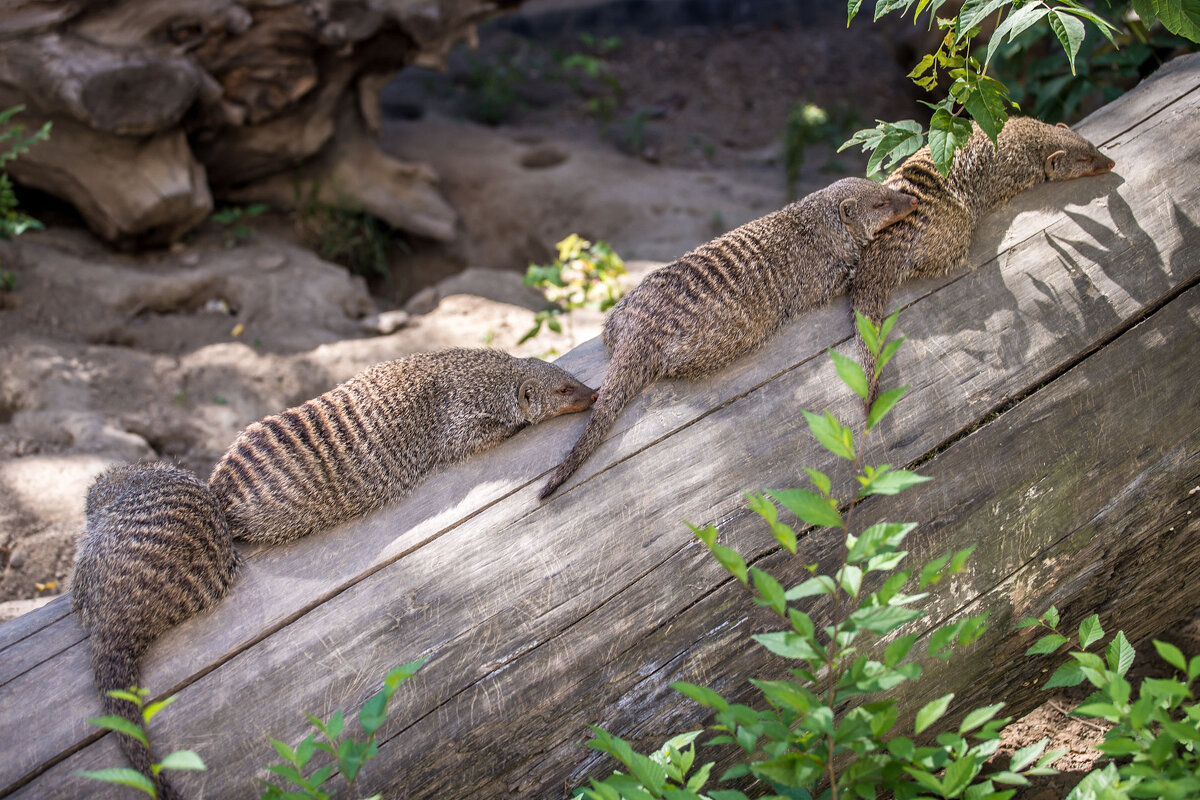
842 0 1200 179
993 0 1198 122
259 659 426 800
1022 608 1200 800
576 312 1062 800
782 103 858 198
211 203 269 248
520 234 626 349
295 183 406 286
0 105 51 288
77 688 206 797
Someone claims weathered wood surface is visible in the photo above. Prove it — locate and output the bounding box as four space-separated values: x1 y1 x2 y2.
2 54 1199 799
0 0 522 244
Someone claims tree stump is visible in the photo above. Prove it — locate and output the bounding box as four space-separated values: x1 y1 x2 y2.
0 1 524 245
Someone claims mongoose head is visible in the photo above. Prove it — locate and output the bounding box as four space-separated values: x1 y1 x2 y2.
830 177 919 244
1040 121 1116 181
516 357 597 423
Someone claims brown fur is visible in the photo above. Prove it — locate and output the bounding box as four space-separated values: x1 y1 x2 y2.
72 463 241 800
211 348 595 544
851 117 1115 402
539 177 918 499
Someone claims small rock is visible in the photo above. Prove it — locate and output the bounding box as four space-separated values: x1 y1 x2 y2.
180 252 201 267
404 286 439 315
8 550 25 570
361 310 411 335
254 253 286 271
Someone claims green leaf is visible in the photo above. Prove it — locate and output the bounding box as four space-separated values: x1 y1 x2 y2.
1078 615 1104 650
1154 639 1188 674
847 0 863 25
87 715 149 748
142 695 177 723
785 575 837 600
158 750 206 772
385 658 427 689
1047 8 1086 74
928 108 974 176
915 693 954 735
754 630 822 661
960 702 1005 735
801 410 855 460
875 336 906 376
866 385 907 430
769 488 843 529
1107 630 1135 676
885 634 918 667
804 468 831 497
830 347 869 399
671 682 730 712
271 738 297 765
839 564 863 597
750 567 787 616
851 604 924 634
1043 661 1084 690
690 523 747 583
847 521 916 563
1132 0 1200 43
956 0 1012 41
75 768 156 796
855 309 881 356
1010 737 1049 771
859 468 932 497
359 686 389 736
962 74 1010 145
984 4 1049 67
942 755 980 796
1026 633 1068 656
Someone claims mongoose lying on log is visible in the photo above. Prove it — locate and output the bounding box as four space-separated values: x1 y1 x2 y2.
71 349 594 794
72 463 240 800
851 118 1115 403
539 177 919 500
211 348 596 544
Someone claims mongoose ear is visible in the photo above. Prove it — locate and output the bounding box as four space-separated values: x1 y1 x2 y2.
1056 121 1070 129
518 379 536 418
1045 149 1066 174
839 198 858 226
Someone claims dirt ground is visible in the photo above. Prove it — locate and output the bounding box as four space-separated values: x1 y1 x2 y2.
0 0 1193 795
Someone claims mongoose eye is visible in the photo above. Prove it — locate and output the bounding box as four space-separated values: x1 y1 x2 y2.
557 386 573 395
873 200 888 209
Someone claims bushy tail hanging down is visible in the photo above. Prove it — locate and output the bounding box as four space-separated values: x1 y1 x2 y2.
539 343 661 500
92 642 184 800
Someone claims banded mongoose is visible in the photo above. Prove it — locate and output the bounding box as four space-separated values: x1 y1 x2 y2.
851 117 1115 403
72 463 241 800
539 177 919 499
211 347 596 544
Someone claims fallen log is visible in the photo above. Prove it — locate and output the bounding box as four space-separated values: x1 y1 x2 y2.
0 53 1197 800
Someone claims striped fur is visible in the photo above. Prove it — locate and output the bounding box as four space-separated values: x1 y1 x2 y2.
851 117 1115 403
211 348 595 544
72 463 241 800
539 177 919 499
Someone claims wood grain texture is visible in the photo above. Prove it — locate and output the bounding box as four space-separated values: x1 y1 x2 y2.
3 54 1199 799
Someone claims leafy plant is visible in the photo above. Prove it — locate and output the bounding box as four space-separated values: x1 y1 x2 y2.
211 203 269 248
783 103 857 198
520 234 627 347
0 105 51 288
993 0 1197 123
259 659 426 800
295 184 406 284
842 1 1199 179
560 33 625 124
78 688 206 798
1021 608 1200 799
578 312 1063 799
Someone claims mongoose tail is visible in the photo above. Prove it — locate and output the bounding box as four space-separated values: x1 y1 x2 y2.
539 343 659 499
91 642 184 800
852 118 1115 406
72 464 240 800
